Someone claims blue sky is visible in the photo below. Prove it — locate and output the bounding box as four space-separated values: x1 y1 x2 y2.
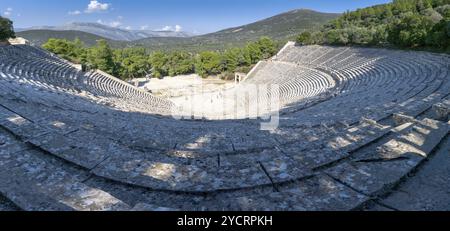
1 0 392 34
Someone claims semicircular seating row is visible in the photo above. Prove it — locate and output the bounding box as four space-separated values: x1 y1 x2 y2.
243 61 336 106
176 60 337 119
269 44 450 126
0 45 174 115
3 44 447 122
1 44 448 145
0 44 449 211
1 43 449 134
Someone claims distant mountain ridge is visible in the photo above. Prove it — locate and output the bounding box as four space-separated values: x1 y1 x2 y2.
207 9 340 41
17 9 340 51
127 9 340 51
18 22 193 41
17 29 114 47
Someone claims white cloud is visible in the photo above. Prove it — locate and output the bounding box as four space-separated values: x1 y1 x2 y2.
85 0 110 13
161 26 172 31
109 21 122 28
68 10 82 15
140 25 149 30
3 7 13 17
158 25 183 32
125 26 132 30
97 19 125 28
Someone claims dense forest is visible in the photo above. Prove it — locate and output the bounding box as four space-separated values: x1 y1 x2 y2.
296 0 450 52
0 16 15 41
42 37 278 80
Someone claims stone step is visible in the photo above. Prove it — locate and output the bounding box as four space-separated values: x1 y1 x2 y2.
27 130 119 170
0 127 132 211
432 98 449 122
325 119 391 153
91 150 273 193
214 174 368 211
377 134 450 211
0 105 49 140
326 118 449 196
355 118 449 161
279 119 390 170
0 105 279 193
219 149 313 183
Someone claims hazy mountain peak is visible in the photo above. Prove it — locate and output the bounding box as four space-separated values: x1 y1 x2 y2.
20 22 193 41
18 8 339 50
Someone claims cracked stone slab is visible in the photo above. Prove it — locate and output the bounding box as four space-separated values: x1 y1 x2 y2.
325 158 424 196
34 117 80 135
118 128 180 150
0 128 30 154
0 100 79 131
433 99 449 121
354 118 449 161
27 129 121 169
325 119 391 152
400 94 443 118
0 110 49 140
92 150 272 192
218 174 368 211
117 122 202 150
84 176 209 211
282 143 349 169
176 133 234 155
220 149 313 183
229 129 280 152
0 145 130 211
0 106 16 118
270 126 332 144
378 136 450 211
392 113 417 126
0 170 73 211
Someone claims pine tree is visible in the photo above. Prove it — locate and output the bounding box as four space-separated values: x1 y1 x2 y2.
88 40 116 75
0 16 15 41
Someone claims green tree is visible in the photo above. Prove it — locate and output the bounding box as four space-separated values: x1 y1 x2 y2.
88 40 116 75
167 51 195 76
43 38 77 59
223 50 238 73
73 38 88 63
426 18 450 48
113 48 151 79
245 42 263 64
195 51 223 77
388 14 434 47
0 16 15 41
296 31 313 44
326 30 350 45
383 6 394 19
296 0 450 51
149 51 169 78
256 37 277 59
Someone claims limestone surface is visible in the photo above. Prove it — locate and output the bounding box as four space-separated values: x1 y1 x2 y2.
0 43 449 211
